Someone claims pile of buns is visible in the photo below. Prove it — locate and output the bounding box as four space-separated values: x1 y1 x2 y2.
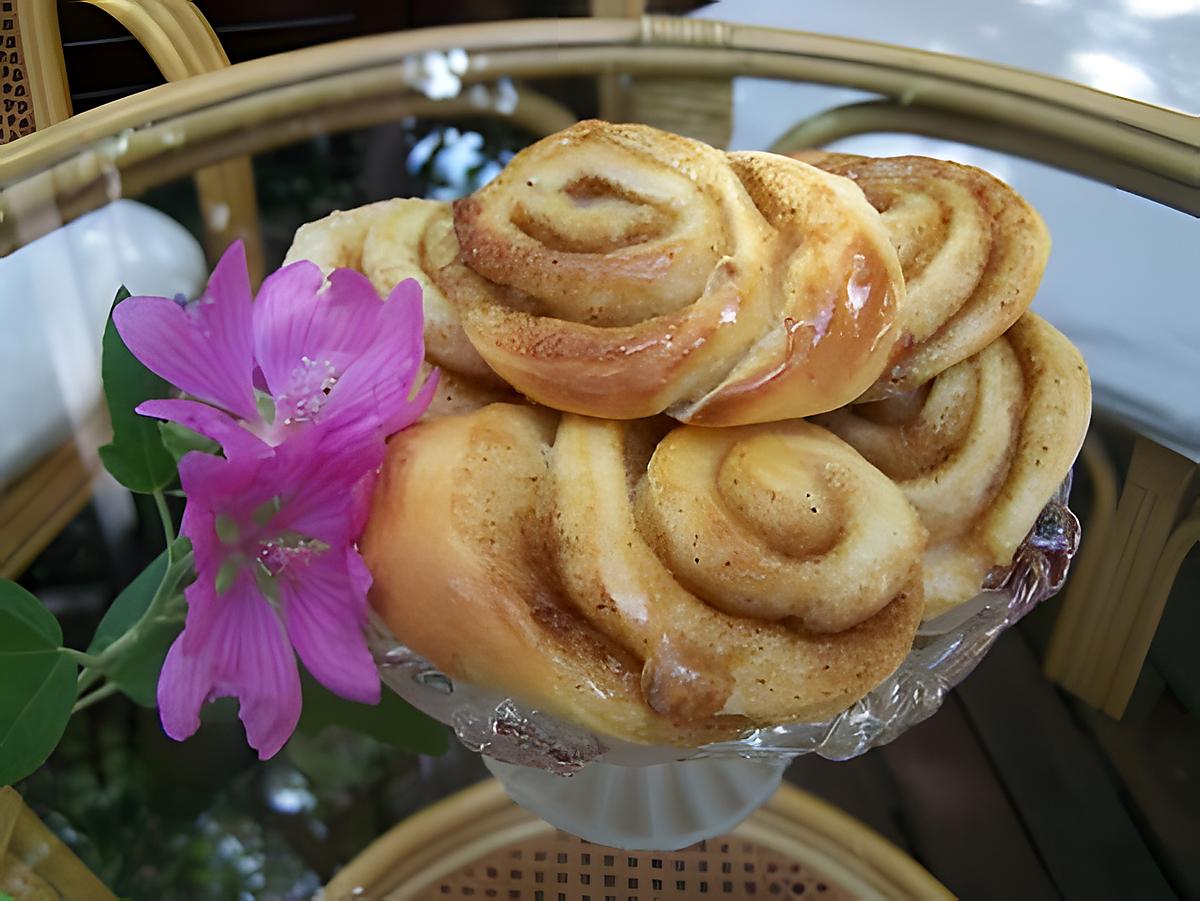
286 121 1090 747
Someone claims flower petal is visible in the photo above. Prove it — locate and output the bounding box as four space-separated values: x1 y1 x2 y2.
253 263 384 403
345 543 373 600
136 398 271 463
175 535 222 650
281 550 379 704
268 422 384 544
231 585 303 759
175 418 378 556
163 569 301 759
348 470 379 539
177 510 227 632
387 366 440 436
114 242 257 420
322 279 433 438
156 629 212 744
176 450 267 611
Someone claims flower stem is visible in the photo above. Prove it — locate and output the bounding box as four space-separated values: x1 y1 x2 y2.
92 548 194 669
63 546 193 719
154 489 176 547
62 649 106 693
60 648 103 668
73 681 120 714
77 667 103 693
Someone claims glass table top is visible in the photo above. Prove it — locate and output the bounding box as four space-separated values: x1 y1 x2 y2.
0 17 1196 897
0 16 1194 495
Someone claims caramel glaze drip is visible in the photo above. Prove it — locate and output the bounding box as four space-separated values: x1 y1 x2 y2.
796 151 1051 401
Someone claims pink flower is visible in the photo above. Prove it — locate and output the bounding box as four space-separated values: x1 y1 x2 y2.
114 240 437 459
114 239 439 758
157 422 383 759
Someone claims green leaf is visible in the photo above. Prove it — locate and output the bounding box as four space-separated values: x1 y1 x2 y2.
0 579 61 648
159 421 220 463
296 668 447 756
98 286 177 494
0 581 78 786
87 538 191 707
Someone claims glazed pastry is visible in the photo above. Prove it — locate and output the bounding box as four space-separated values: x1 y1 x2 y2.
416 366 518 423
284 197 498 383
814 313 1090 618
361 403 925 747
797 151 1050 401
432 120 906 425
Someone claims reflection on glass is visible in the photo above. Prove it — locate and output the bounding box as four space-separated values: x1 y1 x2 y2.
1124 0 1200 17
1068 50 1160 102
406 127 514 200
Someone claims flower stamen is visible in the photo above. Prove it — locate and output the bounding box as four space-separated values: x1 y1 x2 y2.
279 356 339 426
256 533 330 579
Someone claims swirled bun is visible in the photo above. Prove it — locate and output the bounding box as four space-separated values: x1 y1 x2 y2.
815 313 1090 618
315 126 1089 747
360 404 925 747
434 121 906 424
796 151 1051 400
284 197 498 383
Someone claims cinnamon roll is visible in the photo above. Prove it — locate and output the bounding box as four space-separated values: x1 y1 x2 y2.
433 121 906 425
797 151 1051 400
361 403 925 747
416 366 517 423
284 198 498 383
815 313 1090 618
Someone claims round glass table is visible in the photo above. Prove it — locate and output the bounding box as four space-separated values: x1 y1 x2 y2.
1 16 1196 899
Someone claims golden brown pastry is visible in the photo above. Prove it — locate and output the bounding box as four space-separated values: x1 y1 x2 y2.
361 403 926 747
814 313 1090 618
284 197 499 383
797 151 1050 401
416 366 517 423
432 120 906 425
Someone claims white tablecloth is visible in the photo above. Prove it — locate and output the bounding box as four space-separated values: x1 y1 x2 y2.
0 200 207 485
696 0 1200 461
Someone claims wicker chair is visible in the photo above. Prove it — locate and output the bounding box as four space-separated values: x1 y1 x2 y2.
0 787 115 900
324 778 952 900
0 9 1196 897
0 0 259 582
